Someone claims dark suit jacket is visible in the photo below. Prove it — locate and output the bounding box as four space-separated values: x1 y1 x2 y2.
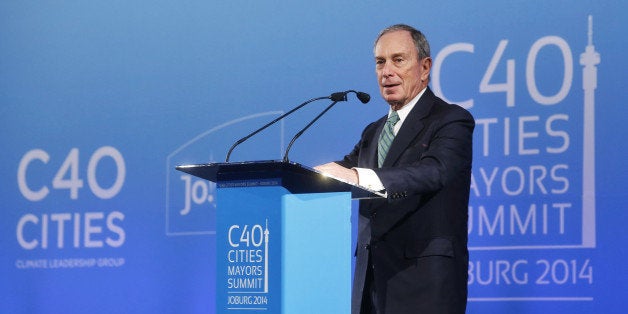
336 87 474 314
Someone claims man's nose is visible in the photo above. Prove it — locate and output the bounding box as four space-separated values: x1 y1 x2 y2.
380 63 394 78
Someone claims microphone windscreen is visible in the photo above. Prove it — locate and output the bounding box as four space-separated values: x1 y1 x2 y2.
357 92 370 104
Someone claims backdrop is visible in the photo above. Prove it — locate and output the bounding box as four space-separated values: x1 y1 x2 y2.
2 1 626 313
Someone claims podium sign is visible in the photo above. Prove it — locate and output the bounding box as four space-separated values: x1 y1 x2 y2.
217 186 350 312
176 161 375 313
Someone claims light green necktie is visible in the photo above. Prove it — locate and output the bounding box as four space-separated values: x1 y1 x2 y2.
377 111 400 167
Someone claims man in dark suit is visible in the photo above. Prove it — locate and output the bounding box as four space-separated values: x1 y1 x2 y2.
315 24 474 313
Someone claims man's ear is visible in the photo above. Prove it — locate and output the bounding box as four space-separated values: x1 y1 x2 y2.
421 57 432 81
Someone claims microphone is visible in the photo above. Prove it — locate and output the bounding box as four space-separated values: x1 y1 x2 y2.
282 90 370 162
225 91 367 162
330 90 370 103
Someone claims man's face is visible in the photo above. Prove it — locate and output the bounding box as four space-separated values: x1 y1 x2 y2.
374 30 431 109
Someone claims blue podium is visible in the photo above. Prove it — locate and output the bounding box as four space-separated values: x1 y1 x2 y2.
176 161 380 314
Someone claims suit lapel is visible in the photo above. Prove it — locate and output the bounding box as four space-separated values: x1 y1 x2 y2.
381 88 435 167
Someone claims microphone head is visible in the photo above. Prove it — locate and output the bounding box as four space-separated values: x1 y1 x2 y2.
356 91 370 104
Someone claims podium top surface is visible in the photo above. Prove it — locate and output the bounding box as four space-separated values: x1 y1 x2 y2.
176 160 383 199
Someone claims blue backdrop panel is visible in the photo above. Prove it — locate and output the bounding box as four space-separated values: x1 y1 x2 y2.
1 1 626 313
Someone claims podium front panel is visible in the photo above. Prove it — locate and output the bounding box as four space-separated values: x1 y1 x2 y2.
281 192 351 313
215 185 351 313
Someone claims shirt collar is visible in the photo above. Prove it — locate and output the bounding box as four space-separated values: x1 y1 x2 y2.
388 87 427 123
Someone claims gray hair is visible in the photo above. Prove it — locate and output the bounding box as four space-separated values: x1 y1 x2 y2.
374 24 431 60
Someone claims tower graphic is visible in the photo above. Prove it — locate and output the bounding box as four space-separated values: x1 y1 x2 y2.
263 219 270 293
580 15 600 248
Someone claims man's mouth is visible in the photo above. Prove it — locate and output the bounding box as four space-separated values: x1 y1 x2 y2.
382 83 400 92
383 83 399 88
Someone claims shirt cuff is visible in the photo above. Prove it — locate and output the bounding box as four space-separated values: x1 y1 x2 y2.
353 167 385 192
